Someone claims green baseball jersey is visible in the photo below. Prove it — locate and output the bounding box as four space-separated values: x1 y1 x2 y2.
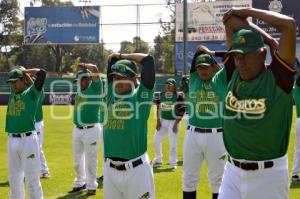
103 83 154 160
6 85 42 133
35 90 45 122
98 78 106 124
73 80 102 126
223 53 295 161
188 68 227 128
157 92 180 120
293 83 300 118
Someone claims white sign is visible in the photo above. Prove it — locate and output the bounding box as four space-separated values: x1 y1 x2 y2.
175 0 252 42
49 94 73 105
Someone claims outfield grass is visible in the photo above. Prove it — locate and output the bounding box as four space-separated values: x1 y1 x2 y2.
0 105 299 198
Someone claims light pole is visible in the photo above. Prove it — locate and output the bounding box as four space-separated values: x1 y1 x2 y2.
183 0 188 75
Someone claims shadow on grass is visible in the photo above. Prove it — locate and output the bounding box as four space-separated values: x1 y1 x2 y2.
177 160 183 167
153 167 176 173
56 192 92 199
290 180 300 189
56 176 104 199
0 181 9 187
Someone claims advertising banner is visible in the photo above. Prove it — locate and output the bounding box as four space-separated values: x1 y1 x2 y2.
252 0 300 37
175 0 251 42
24 6 100 44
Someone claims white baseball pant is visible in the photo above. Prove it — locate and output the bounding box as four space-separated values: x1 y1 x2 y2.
292 118 300 177
183 126 226 193
35 121 49 175
219 155 289 199
184 113 189 130
153 118 179 166
103 153 155 199
8 131 43 199
73 123 101 190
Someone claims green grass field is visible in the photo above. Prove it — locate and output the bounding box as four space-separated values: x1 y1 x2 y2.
0 105 300 199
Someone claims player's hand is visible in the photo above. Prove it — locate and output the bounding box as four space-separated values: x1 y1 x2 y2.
108 53 121 64
77 63 86 71
172 123 178 133
18 66 26 71
156 120 161 131
223 8 248 24
196 45 214 55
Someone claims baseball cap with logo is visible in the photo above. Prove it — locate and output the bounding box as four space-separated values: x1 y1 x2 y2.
165 78 176 87
110 59 137 78
195 54 215 67
227 28 264 55
73 69 91 82
6 69 24 83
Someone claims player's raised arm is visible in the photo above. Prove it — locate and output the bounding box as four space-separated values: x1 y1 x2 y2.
107 53 120 83
77 63 100 81
119 53 155 90
18 66 34 86
22 68 46 91
223 7 296 65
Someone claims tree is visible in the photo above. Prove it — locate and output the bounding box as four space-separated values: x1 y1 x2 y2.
0 0 21 71
153 34 175 73
120 37 149 53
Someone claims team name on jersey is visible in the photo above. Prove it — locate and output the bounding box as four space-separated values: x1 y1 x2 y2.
225 91 266 114
7 96 25 116
160 102 174 110
194 90 219 113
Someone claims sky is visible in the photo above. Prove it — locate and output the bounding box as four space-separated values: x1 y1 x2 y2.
18 0 173 51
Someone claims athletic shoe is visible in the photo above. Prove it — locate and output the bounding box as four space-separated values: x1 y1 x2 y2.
150 159 162 166
41 173 50 179
169 165 177 170
87 189 96 196
292 175 299 182
68 184 86 193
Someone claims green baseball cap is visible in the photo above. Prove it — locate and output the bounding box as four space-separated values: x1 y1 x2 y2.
227 28 264 55
73 69 91 82
195 54 215 67
165 78 176 86
110 59 137 78
6 69 24 83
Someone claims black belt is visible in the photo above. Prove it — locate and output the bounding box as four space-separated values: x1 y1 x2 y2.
107 158 143 171
187 125 222 133
76 125 94 130
9 132 32 138
228 157 274 171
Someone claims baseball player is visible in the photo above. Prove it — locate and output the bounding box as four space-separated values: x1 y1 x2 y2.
22 71 50 179
180 75 189 129
103 52 155 199
218 8 296 199
35 85 50 178
152 78 184 169
97 77 106 183
68 63 102 196
182 51 227 199
292 74 300 182
5 68 46 199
